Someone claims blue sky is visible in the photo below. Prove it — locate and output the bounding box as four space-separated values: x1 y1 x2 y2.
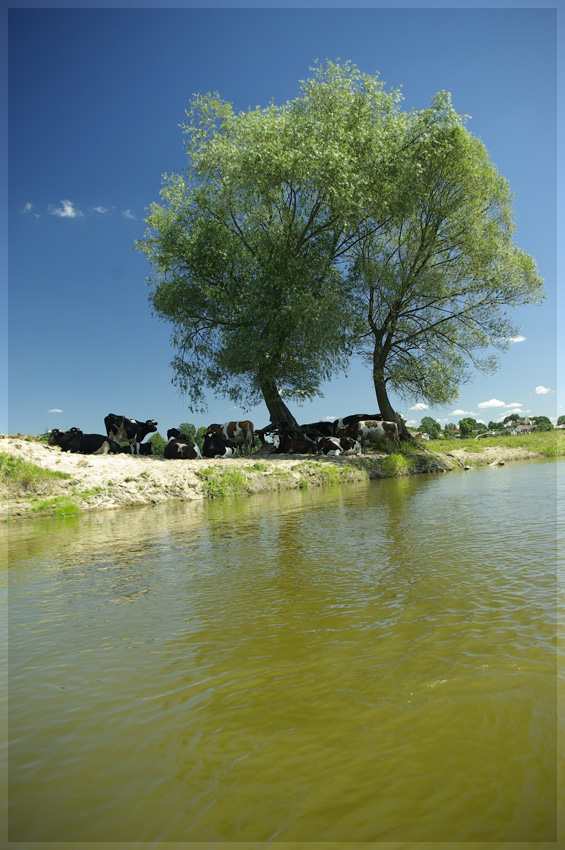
6 2 561 438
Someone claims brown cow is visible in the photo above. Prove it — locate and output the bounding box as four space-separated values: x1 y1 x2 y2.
207 420 254 452
338 419 399 451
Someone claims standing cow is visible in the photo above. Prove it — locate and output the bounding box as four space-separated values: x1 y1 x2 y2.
207 420 254 453
104 413 158 455
338 419 399 451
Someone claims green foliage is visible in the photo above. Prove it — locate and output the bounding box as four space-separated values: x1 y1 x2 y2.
138 62 544 425
419 416 442 439
137 61 405 421
532 416 553 431
503 413 520 423
148 432 167 456
558 415 565 427
458 417 478 437
179 422 196 440
348 91 544 415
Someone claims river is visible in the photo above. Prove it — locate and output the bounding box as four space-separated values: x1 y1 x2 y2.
3 459 561 845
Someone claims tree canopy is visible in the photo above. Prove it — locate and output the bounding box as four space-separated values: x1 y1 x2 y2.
137 62 544 434
137 61 405 427
347 92 544 432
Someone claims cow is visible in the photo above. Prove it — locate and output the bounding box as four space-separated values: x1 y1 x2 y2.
300 421 335 439
272 433 317 454
338 419 399 451
48 428 121 455
164 428 202 460
104 413 158 455
207 420 254 453
333 413 382 434
139 442 153 455
317 436 362 456
202 433 239 458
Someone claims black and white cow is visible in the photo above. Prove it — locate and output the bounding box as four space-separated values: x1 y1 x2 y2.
138 442 152 455
164 428 202 460
317 436 362 456
104 413 158 455
272 433 317 454
202 433 239 458
207 420 254 452
338 419 399 450
300 421 335 439
48 428 121 455
333 413 382 434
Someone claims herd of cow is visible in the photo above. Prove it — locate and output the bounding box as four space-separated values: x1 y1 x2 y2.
47 412 400 459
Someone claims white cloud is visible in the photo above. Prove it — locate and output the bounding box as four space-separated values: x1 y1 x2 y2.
406 419 417 426
49 199 83 218
452 409 475 416
23 202 34 213
323 416 335 422
535 385 551 394
122 209 135 219
92 205 108 214
410 402 429 411
48 408 63 414
508 335 526 343
478 398 506 409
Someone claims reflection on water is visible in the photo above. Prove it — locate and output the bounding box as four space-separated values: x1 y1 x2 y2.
5 460 559 843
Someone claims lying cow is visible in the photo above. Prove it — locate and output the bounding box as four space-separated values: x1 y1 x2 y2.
48 428 121 455
272 433 317 454
207 420 254 453
104 413 158 455
203 433 239 458
337 419 399 451
317 436 362 456
164 428 202 460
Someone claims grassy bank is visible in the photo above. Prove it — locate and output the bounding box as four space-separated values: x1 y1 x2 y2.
1 430 561 521
426 430 565 460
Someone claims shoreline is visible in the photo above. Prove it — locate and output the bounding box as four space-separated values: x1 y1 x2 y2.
0 434 550 522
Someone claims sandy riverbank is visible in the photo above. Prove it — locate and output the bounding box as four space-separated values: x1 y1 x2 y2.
0 434 544 521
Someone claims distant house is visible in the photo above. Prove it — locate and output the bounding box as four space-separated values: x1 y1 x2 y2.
512 424 534 435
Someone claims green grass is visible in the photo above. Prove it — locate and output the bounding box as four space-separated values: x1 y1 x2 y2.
250 461 269 472
0 452 71 492
377 453 412 478
197 467 249 498
30 496 81 517
427 430 565 458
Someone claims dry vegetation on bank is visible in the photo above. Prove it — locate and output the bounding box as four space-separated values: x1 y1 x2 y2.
1 430 561 521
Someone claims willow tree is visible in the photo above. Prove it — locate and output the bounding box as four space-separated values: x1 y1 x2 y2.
136 61 405 428
348 92 544 435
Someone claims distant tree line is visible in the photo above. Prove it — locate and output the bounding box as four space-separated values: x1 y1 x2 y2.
418 413 555 439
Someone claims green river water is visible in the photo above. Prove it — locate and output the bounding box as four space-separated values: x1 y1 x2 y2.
2 459 561 846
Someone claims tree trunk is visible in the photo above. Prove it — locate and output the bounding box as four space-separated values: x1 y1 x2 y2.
373 360 411 440
260 378 300 430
